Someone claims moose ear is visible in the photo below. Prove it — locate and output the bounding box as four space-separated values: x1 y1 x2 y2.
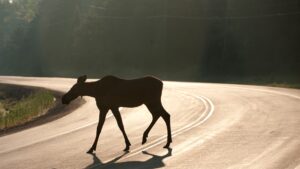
77 75 87 84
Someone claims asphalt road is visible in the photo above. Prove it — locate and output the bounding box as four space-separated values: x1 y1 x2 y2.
0 76 299 169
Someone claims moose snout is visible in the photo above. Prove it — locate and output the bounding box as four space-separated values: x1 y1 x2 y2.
61 95 70 105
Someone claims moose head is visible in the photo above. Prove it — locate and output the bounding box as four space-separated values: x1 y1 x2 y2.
62 75 87 105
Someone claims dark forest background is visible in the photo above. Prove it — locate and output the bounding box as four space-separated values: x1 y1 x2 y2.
0 0 299 83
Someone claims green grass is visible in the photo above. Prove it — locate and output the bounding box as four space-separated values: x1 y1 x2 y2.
0 90 55 129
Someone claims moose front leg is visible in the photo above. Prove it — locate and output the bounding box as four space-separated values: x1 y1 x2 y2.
87 108 108 154
111 107 131 151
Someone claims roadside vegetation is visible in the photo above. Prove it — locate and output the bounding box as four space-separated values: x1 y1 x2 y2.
205 76 300 89
267 83 300 89
0 85 55 130
239 80 300 89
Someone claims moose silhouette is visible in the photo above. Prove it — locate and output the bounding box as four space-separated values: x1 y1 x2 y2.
62 75 172 153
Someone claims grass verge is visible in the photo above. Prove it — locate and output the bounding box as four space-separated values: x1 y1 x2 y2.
0 87 55 130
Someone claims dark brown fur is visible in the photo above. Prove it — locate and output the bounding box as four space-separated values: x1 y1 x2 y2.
62 75 172 153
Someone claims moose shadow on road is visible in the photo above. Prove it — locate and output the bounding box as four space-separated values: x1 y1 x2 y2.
85 148 172 169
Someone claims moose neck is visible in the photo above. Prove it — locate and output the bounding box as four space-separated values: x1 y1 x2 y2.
80 82 98 98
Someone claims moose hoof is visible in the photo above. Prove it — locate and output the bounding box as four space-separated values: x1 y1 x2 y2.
163 143 170 149
86 148 95 154
123 146 130 152
142 137 147 145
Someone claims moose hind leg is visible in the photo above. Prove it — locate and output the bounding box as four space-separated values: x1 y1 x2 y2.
157 101 172 148
112 107 131 151
145 101 172 148
142 111 160 145
160 105 172 148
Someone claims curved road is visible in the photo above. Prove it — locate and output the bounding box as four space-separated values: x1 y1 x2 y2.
0 76 299 169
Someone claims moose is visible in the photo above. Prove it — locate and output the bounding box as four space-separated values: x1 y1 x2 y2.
62 75 172 153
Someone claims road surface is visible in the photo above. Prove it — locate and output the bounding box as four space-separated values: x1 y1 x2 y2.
0 76 299 169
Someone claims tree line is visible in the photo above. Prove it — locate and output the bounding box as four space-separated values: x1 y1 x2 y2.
0 0 299 83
